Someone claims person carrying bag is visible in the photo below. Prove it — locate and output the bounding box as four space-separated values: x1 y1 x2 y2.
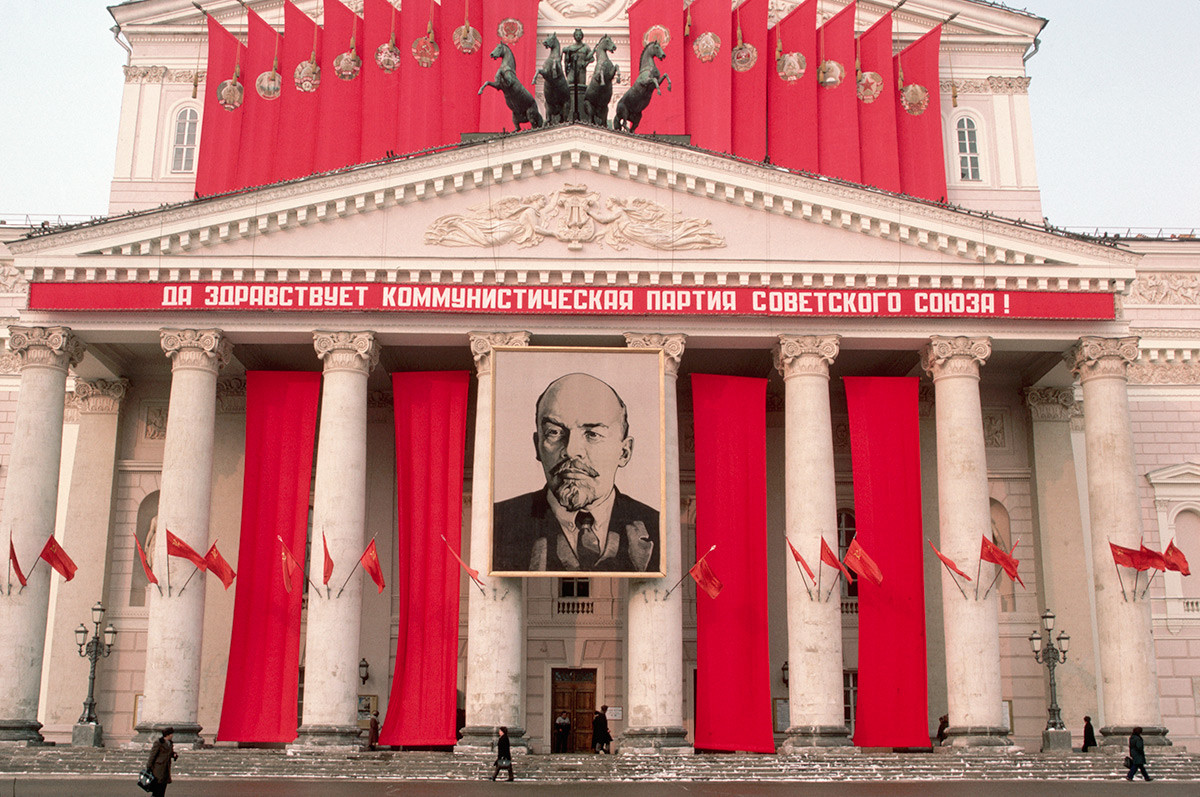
141 727 177 796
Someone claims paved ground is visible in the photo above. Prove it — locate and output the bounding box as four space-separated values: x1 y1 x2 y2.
0 779 1183 796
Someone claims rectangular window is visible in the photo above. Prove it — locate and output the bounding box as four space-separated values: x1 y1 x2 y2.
559 577 590 598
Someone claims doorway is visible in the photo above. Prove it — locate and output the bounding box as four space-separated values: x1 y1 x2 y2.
551 668 596 753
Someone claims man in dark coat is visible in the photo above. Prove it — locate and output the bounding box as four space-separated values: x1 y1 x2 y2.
492 373 659 574
1127 726 1153 781
145 726 177 797
592 705 612 754
1081 715 1096 752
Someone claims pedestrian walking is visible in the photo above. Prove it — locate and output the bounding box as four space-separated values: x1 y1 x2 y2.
491 726 514 781
1125 726 1153 781
365 710 380 751
145 726 177 797
1081 715 1096 752
592 705 612 754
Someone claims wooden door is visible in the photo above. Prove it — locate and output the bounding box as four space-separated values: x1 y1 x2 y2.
551 668 596 753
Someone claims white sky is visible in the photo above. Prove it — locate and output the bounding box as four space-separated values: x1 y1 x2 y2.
0 1 1197 231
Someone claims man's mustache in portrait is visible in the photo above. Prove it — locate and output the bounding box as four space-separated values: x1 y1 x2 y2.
550 457 600 510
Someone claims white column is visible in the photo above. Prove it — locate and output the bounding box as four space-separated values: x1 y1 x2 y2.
620 332 689 753
295 331 378 747
1067 337 1168 746
139 329 231 746
459 331 530 752
921 336 1009 747
0 327 85 744
774 335 849 749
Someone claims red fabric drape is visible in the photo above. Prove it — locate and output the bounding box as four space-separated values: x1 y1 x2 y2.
894 25 946 202
314 0 363 173
362 0 402 163
684 0 732 153
691 374 774 754
378 371 470 747
856 12 900 192
438 0 482 141
843 377 928 748
237 10 284 191
279 1 322 182
626 0 686 134
195 16 247 198
816 1 860 183
766 0 817 172
217 371 321 743
397 0 442 153
479 0 539 132
730 0 768 162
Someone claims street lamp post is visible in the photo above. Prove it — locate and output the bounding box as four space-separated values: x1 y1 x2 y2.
72 601 116 747
1029 608 1071 752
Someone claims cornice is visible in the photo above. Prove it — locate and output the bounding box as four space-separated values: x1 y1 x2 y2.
123 66 205 84
940 77 1031 96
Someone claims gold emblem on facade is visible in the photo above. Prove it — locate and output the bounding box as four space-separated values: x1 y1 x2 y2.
732 42 758 72
775 51 806 82
692 31 721 63
817 59 844 88
375 39 402 73
412 36 439 67
294 57 321 92
255 69 282 100
334 48 363 80
900 83 929 115
643 24 671 48
497 18 524 45
857 70 883 102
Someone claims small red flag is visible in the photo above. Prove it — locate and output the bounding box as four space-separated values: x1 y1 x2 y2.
360 539 385 594
786 537 815 581
844 538 883 587
1110 541 1141 570
442 534 484 588
322 532 335 586
928 539 972 582
980 535 1024 588
40 535 77 582
1139 543 1167 572
9 539 27 587
166 529 207 571
1165 539 1191 576
279 536 302 594
204 543 236 589
689 557 723 599
134 534 158 586
820 536 854 583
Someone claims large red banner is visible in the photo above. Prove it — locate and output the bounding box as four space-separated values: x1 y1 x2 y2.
730 0 768 162
766 0 818 172
29 282 1117 320
362 0 403 163
397 0 442 154
237 9 284 191
857 12 900 193
479 0 539 132
195 16 247 198
626 0 686 134
438 0 482 142
278 1 322 182
314 0 364 173
895 25 946 202
816 1 861 183
684 0 732 153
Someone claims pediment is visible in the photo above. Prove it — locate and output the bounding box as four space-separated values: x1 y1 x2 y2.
1146 462 1200 487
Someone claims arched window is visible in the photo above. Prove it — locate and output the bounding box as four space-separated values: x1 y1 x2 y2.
171 108 199 173
956 117 981 181
838 509 857 598
989 499 1015 612
1176 510 1200 602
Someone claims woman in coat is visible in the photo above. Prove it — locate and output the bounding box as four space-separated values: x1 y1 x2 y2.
1127 726 1153 781
145 727 177 796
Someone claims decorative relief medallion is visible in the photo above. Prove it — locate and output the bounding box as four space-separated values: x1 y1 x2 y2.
425 185 726 252
376 39 402 73
334 48 363 80
295 57 322 92
0 263 29 294
497 18 524 45
817 59 844 88
692 31 721 63
217 72 245 111
469 331 530 375
643 24 671 48
856 70 883 103
543 0 622 20
412 35 439 68
144 403 169 440
775 51 805 82
900 83 929 115
453 24 482 54
256 69 282 100
1127 273 1200 305
731 41 758 72
982 410 1007 448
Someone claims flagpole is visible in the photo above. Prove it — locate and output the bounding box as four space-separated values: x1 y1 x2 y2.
979 567 1004 601
337 533 378 599
791 556 814 601
1107 536 1129 601
442 534 486 596
177 565 202 596
973 545 983 600
664 544 715 599
816 541 823 599
822 574 841 604
1139 570 1159 601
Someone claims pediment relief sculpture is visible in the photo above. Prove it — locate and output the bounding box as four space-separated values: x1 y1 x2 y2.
424 184 726 252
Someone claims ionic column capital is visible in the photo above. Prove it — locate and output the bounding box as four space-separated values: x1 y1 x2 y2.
7 326 86 373
1023 386 1078 423
1066 336 1140 383
313 331 379 375
623 333 687 376
774 335 840 379
920 336 992 381
468 331 530 376
160 329 232 374
72 378 129 415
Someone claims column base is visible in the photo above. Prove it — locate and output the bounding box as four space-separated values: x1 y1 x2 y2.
0 719 45 745
1099 725 1171 747
455 725 527 754
617 726 692 755
290 724 362 750
1040 728 1072 752
132 722 204 748
72 722 104 748
780 725 853 751
938 726 1014 749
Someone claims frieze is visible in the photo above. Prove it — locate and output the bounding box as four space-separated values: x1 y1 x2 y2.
939 77 1031 96
542 0 625 21
1127 273 1200 305
123 65 205 84
1128 362 1200 386
469 331 530 376
0 264 28 294
624 332 686 376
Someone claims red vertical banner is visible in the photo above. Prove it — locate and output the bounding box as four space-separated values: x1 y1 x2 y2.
843 377 928 748
479 0 539 132
895 25 946 202
217 372 321 743
730 0 768 161
378 372 470 747
279 1 322 182
816 1 860 183
856 11 900 192
439 0 483 141
314 0 364 173
397 0 443 153
766 0 817 172
362 0 402 163
195 15 247 198
626 0 686 135
684 0 732 153
237 9 284 191
691 374 774 754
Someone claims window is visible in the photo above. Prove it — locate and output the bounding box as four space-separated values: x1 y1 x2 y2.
956 117 981 181
559 578 590 599
837 509 857 598
843 670 858 733
171 108 199 173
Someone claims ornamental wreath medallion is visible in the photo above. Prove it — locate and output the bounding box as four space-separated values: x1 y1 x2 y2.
217 75 244 111
412 35 439 67
776 51 806 82
375 40 402 73
817 59 844 88
334 49 363 80
255 69 282 100
454 23 482 54
497 18 524 45
731 41 758 72
295 58 321 92
856 70 883 102
900 83 929 115
692 31 721 63
643 24 671 48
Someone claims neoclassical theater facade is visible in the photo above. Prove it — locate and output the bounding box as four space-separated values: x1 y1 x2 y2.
1 0 1199 755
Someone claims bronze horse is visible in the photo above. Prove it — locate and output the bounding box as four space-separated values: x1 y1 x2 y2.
582 34 618 127
479 42 543 130
539 33 571 125
613 40 670 133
